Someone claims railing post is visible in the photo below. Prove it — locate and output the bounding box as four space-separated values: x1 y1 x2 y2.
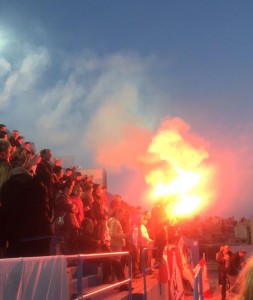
142 248 147 300
67 251 131 300
77 255 83 297
128 254 133 300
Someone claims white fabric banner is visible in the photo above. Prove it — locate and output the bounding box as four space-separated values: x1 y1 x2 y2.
0 256 68 300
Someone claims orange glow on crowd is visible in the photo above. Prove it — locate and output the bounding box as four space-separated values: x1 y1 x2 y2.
144 118 217 219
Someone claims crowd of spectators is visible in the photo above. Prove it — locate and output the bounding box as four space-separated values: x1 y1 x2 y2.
4 122 253 296
0 123 169 289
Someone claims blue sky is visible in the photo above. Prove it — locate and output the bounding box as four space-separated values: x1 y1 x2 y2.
1 1 253 217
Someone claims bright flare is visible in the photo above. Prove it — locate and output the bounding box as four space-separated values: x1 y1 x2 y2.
145 118 216 218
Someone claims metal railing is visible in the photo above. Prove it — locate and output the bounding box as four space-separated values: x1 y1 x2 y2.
66 251 132 300
141 247 160 300
193 265 203 300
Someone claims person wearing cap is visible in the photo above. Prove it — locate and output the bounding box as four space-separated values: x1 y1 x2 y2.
227 249 247 294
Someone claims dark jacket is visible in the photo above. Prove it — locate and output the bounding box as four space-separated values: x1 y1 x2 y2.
36 160 55 217
217 250 233 272
54 191 79 231
82 192 95 221
227 252 244 276
0 173 54 249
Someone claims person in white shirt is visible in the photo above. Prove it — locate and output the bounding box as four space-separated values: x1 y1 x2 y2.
139 215 153 274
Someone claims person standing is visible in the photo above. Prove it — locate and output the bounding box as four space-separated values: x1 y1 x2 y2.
107 207 130 291
92 184 106 243
0 167 54 257
227 250 247 293
0 139 12 193
139 215 153 274
217 244 233 300
130 216 142 278
70 185 84 228
36 149 55 219
151 201 168 265
216 245 225 286
54 180 79 254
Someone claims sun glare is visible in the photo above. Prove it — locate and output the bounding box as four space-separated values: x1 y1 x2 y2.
0 27 11 52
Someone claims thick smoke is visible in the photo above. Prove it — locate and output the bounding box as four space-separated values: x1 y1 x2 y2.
1 25 253 218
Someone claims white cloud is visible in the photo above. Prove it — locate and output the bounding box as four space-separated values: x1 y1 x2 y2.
0 47 50 108
0 58 11 78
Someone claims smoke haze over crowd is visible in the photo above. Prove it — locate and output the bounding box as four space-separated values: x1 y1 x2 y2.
1 1 253 218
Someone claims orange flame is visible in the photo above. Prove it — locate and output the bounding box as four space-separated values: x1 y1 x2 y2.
144 118 217 218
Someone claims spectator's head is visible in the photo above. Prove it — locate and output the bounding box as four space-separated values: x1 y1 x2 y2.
0 131 8 140
219 245 224 252
53 166 64 178
17 136 24 146
239 250 247 258
72 185 82 198
40 149 52 162
0 139 11 161
11 130 19 139
62 179 74 195
0 124 7 132
54 158 61 166
144 211 152 220
23 141 31 150
82 175 88 183
141 215 148 225
112 207 125 221
93 183 102 195
10 147 30 168
223 245 230 254
83 182 93 193
65 168 73 177
110 194 122 211
75 172 82 181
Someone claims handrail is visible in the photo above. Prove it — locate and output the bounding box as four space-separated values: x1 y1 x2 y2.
66 251 129 260
66 251 132 300
75 279 130 300
193 265 203 300
141 247 159 300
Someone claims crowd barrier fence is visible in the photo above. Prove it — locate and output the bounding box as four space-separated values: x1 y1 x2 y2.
141 247 161 300
66 252 132 300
